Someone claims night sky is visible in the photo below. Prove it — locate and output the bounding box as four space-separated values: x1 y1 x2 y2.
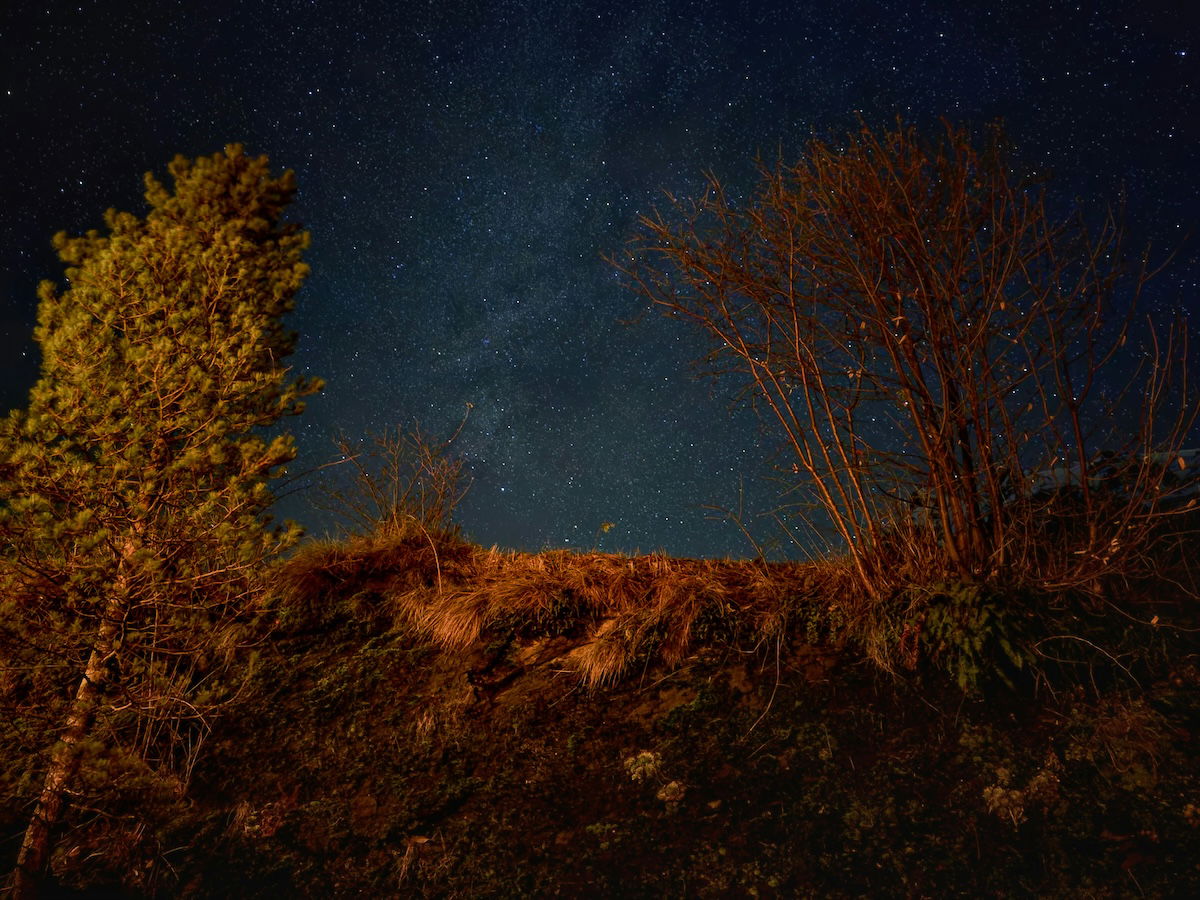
2 1 1196 559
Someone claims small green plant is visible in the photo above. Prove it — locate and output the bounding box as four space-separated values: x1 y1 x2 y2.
982 752 1063 828
624 750 686 813
656 780 686 813
904 581 1036 692
624 750 662 783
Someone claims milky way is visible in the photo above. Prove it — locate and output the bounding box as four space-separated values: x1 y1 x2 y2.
2 1 1196 557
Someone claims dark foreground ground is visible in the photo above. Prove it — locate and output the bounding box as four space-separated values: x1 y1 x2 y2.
5 535 1199 897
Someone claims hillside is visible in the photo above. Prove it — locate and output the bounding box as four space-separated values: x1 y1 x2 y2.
5 531 1199 897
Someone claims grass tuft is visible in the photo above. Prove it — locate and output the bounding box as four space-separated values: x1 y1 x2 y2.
271 536 849 686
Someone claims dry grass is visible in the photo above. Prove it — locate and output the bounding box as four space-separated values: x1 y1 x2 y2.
271 534 858 686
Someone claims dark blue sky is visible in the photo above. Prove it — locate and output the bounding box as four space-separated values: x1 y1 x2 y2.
2 1 1196 558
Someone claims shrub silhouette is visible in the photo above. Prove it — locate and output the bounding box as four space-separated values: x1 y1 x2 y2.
617 119 1195 600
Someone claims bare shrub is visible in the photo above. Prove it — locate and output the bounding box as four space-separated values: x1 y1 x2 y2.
616 119 1195 599
320 409 472 543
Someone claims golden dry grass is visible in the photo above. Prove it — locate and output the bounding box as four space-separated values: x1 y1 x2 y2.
272 534 859 686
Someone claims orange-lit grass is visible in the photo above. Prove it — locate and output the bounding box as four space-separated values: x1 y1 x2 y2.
272 533 858 686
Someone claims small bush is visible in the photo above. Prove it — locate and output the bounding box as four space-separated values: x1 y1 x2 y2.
901 581 1037 692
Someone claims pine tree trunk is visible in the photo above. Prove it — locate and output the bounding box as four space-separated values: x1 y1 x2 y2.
11 595 127 900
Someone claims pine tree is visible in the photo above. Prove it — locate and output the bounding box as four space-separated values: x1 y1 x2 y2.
0 145 321 896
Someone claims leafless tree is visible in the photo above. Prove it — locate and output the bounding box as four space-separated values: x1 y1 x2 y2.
618 120 1194 599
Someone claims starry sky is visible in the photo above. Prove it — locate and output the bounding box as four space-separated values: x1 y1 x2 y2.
1 1 1196 559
